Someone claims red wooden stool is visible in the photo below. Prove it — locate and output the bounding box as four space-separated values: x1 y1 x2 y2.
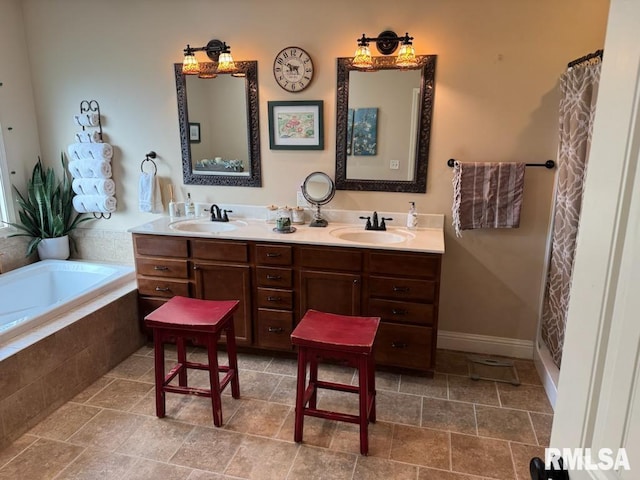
291 309 380 455
144 296 240 427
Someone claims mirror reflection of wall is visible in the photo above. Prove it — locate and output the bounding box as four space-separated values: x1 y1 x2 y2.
186 74 250 176
347 69 421 181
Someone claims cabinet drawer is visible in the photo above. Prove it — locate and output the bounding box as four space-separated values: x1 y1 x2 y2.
369 276 436 302
256 266 293 288
191 240 248 262
298 246 362 271
135 235 188 258
374 323 433 371
137 278 190 298
368 298 435 326
255 244 293 266
257 288 293 310
256 309 293 350
135 258 189 279
368 252 440 278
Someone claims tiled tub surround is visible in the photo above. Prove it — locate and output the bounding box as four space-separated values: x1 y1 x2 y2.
0 348 552 480
0 282 145 450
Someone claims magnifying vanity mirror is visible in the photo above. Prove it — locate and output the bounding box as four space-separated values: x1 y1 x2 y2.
174 61 262 187
335 55 436 192
301 172 336 227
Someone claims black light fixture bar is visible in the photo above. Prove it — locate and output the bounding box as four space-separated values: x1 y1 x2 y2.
184 39 231 62
357 30 413 55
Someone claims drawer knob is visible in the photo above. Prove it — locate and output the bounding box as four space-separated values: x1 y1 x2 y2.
392 309 407 315
266 252 281 258
268 326 284 333
391 341 408 349
153 265 169 271
155 286 170 292
393 286 410 293
266 274 282 280
267 296 282 302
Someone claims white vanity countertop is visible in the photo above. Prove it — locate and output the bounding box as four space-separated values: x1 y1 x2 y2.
128 211 445 254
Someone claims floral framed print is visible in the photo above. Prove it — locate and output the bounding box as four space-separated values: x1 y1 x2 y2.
268 100 324 150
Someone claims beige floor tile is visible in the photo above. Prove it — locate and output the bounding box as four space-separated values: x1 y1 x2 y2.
510 442 546 480
29 402 101 441
288 445 357 480
450 433 514 480
435 350 470 376
237 352 280 373
123 457 192 480
169 426 243 472
85 378 153 411
512 359 542 386
224 398 290 437
186 471 231 480
0 438 84 480
265 357 298 376
373 370 401 392
55 447 137 480
421 398 477 434
497 384 553 413
418 468 485 479
0 434 37 469
529 412 553 446
108 354 155 380
174 395 241 426
376 390 423 426
276 410 337 448
68 409 147 451
447 376 500 406
330 420 393 458
129 387 192 417
353 455 419 479
475 405 537 443
116 417 194 462
269 375 297 405
235 370 284 401
390 425 450 469
400 372 448 398
224 435 298 479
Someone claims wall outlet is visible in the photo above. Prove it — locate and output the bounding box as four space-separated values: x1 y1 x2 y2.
297 191 310 207
390 160 400 170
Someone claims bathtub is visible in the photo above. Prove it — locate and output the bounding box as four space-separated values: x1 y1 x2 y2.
0 259 135 344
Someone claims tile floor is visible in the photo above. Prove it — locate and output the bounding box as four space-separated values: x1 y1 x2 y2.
0 347 552 480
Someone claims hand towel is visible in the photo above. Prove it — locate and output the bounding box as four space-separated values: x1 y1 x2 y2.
452 161 526 237
73 194 116 213
68 159 112 179
74 130 102 143
72 178 115 196
67 142 113 161
139 172 163 213
73 113 100 127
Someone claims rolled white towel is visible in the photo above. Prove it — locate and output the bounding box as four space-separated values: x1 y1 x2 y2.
73 194 116 213
72 178 115 196
73 113 100 127
74 130 102 143
67 142 113 161
68 159 112 179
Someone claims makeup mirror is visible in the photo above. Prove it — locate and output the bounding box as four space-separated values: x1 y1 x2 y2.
301 171 335 227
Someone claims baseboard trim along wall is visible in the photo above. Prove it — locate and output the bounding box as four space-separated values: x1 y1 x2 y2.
437 330 534 359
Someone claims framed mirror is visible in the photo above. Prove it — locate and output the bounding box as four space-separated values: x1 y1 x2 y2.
174 61 262 187
301 171 335 227
335 55 436 192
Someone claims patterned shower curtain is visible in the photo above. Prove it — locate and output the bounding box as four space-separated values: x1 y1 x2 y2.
540 59 601 368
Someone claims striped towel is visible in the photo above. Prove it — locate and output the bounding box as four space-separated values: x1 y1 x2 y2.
452 161 526 237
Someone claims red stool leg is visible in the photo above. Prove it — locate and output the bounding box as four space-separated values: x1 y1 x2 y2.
358 355 369 455
294 347 308 443
206 333 223 427
368 353 376 423
153 330 166 418
177 336 187 387
225 317 240 399
309 354 319 409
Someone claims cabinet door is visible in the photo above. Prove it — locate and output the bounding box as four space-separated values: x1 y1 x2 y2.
193 262 252 346
299 270 361 318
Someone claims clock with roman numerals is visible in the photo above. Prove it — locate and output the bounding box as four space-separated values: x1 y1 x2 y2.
273 46 314 92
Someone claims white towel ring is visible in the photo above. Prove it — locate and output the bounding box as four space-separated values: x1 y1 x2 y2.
141 151 157 174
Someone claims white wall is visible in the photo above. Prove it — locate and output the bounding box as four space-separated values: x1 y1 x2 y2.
0 0 609 345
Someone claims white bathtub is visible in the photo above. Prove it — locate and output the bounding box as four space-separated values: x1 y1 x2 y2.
0 259 135 344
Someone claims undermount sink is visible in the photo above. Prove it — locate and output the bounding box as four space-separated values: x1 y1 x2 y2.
169 219 247 233
329 227 415 245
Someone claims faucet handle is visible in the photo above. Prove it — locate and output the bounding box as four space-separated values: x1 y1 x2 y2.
222 209 233 222
359 215 372 230
380 217 393 230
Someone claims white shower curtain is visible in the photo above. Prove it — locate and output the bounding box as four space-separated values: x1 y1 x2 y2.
540 58 601 369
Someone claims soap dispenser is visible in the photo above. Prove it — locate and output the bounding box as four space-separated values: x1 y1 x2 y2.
185 193 195 218
407 202 418 230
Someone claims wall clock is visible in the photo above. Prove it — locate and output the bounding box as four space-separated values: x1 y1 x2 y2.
273 46 314 92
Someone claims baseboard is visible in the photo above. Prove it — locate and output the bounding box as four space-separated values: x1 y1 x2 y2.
437 330 534 359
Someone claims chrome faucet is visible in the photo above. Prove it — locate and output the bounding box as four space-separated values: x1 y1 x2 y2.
359 212 393 231
210 204 232 222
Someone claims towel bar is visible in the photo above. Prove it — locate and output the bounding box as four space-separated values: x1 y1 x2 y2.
447 158 555 169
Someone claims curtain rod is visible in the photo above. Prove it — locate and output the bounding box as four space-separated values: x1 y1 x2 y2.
567 49 603 69
447 159 555 169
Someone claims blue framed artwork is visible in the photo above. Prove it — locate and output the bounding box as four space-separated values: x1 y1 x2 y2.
346 108 355 156
351 107 378 156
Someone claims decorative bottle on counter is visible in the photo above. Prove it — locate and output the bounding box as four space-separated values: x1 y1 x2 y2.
185 193 195 218
407 202 418 230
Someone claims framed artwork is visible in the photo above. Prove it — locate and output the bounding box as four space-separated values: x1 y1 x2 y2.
350 107 378 155
268 100 324 150
189 122 201 143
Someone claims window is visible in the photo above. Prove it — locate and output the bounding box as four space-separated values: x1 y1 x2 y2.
0 127 14 233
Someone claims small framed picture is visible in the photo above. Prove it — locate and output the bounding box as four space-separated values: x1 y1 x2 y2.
268 100 324 150
189 122 201 143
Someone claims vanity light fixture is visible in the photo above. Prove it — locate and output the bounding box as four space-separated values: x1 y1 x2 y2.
181 39 237 75
352 30 418 69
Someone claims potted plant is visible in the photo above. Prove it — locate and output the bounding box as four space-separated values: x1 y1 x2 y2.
4 154 90 258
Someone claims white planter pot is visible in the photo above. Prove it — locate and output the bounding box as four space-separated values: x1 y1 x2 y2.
37 235 70 260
